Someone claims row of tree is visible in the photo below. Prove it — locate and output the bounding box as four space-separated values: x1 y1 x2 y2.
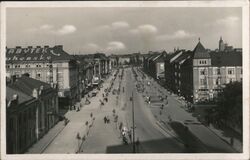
213 81 242 134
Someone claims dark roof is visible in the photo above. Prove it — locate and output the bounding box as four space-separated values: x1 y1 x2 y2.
147 53 161 61
174 51 191 64
209 51 242 66
153 53 166 63
93 53 108 60
8 75 51 96
167 50 184 60
6 86 34 105
193 42 210 59
6 45 73 63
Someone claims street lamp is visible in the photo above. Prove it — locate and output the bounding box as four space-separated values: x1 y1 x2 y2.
130 92 136 153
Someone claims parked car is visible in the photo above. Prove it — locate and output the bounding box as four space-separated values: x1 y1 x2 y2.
92 89 98 97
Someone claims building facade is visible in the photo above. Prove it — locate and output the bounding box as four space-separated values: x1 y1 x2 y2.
6 45 78 107
6 75 59 154
143 51 167 80
165 39 242 103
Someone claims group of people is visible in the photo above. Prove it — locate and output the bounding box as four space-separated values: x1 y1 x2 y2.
103 116 110 124
69 104 80 112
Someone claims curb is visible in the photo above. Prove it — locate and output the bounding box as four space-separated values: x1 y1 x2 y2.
205 125 241 153
155 121 183 144
40 122 67 153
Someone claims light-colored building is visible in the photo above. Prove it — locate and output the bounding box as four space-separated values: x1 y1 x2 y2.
6 45 78 107
191 41 242 102
165 39 242 103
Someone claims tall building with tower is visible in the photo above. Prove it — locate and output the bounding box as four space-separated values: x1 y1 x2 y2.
219 36 225 51
165 38 242 103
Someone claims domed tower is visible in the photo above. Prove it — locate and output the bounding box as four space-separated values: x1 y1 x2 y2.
219 36 225 51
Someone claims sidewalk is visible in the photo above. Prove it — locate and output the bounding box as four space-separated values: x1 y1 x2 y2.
138 68 238 152
26 121 66 154
26 71 117 154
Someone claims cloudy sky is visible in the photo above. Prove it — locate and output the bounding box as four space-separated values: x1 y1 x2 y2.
6 7 242 55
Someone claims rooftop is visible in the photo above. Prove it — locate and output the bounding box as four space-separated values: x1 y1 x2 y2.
6 45 73 63
193 41 210 59
8 75 52 96
210 51 242 66
6 86 34 107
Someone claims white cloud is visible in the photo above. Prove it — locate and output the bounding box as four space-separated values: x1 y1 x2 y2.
216 16 239 25
40 24 54 30
82 43 100 53
106 41 126 51
156 30 195 41
86 43 99 49
111 21 130 29
26 24 76 35
55 25 77 35
97 21 130 32
130 24 158 35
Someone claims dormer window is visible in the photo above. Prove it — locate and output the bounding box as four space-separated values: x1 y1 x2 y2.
199 60 207 64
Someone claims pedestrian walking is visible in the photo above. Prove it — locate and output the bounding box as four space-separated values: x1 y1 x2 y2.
104 116 107 124
136 137 140 152
106 116 110 123
128 130 132 142
230 137 234 146
119 122 123 131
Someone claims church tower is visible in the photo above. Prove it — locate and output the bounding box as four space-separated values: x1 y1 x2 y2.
219 36 225 51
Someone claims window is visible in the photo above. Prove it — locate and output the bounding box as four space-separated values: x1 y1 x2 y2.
214 78 220 85
36 72 42 80
6 65 10 68
160 63 164 70
228 68 234 75
14 72 21 77
57 72 64 89
200 78 206 85
200 69 206 75
217 68 221 75
199 60 207 64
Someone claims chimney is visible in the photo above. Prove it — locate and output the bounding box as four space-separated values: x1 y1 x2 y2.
39 85 44 95
13 94 18 101
32 88 38 98
28 46 32 49
22 73 30 77
36 46 41 48
11 75 17 84
44 45 49 48
50 82 54 88
16 46 21 49
8 94 19 107
55 45 63 50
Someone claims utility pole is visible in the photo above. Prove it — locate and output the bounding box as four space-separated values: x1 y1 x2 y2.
130 91 136 153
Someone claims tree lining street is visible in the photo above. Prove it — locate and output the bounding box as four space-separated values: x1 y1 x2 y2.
38 67 237 153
